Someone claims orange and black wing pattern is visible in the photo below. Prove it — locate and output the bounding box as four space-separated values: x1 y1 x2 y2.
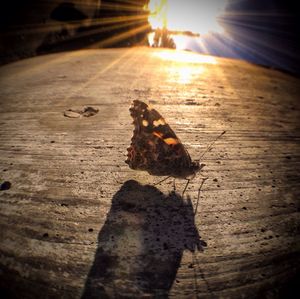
126 100 194 177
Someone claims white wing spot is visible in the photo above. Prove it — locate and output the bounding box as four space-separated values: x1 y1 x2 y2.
153 118 166 127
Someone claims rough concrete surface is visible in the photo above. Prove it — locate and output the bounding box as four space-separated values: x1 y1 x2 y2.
0 47 299 298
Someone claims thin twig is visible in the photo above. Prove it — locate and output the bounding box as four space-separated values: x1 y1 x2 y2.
154 176 171 186
194 178 207 215
182 179 190 196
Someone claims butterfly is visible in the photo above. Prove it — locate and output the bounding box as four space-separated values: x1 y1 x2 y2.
126 100 226 210
125 100 205 189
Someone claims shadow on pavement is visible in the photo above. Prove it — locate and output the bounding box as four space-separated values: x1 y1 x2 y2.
82 179 206 298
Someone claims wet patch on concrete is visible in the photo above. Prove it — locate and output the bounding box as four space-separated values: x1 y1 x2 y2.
64 106 99 118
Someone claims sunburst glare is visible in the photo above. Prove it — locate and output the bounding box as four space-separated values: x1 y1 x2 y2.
147 0 227 35
153 50 217 64
153 50 217 84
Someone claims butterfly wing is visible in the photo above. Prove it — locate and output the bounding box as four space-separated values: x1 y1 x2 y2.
126 100 195 177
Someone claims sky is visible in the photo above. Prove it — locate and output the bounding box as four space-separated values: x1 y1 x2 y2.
149 0 300 75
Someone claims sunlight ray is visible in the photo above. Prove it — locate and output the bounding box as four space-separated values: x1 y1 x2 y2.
62 47 137 104
90 23 150 48
224 26 297 68
39 19 147 48
2 14 148 36
224 24 297 61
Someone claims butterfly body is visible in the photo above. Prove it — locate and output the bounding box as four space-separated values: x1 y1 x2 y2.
126 100 204 179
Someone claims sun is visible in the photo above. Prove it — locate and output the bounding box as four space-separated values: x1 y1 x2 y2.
147 0 227 35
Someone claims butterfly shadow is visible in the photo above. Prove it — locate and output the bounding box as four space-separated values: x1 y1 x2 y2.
81 179 206 298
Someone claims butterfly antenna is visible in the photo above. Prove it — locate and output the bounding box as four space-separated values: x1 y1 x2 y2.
198 131 226 161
